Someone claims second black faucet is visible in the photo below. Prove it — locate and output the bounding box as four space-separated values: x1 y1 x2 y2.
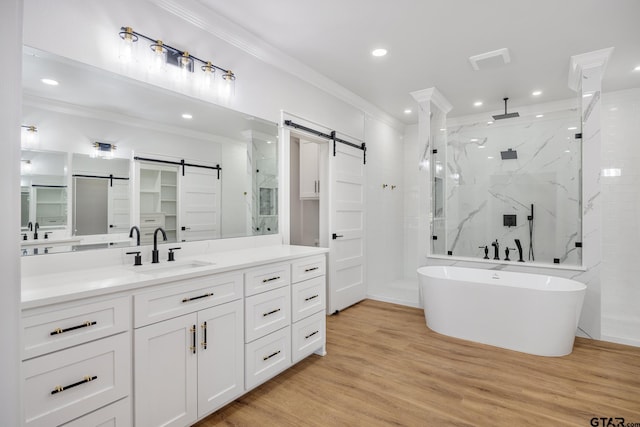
152 227 167 264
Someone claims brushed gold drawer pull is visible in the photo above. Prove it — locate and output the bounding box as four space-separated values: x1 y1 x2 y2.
304 267 319 272
182 293 214 303
263 308 281 317
263 350 281 361
50 321 97 336
262 276 281 283
304 295 319 302
51 375 97 395
305 330 319 339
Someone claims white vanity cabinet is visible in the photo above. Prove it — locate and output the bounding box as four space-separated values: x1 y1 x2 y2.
22 246 328 427
290 256 326 363
21 296 131 427
133 274 244 427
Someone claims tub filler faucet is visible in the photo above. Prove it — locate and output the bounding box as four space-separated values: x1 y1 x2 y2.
491 239 500 260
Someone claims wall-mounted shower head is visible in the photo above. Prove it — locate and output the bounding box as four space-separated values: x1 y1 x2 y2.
500 148 518 160
492 97 520 120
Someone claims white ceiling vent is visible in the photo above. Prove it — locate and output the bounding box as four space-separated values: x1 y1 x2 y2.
469 48 511 71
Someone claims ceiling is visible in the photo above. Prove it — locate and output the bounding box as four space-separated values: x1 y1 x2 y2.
198 0 640 124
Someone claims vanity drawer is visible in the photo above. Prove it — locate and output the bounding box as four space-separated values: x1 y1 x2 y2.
61 397 131 427
23 332 130 427
245 326 291 390
292 311 325 364
22 296 130 360
244 262 291 296
245 286 290 342
134 272 242 328
139 213 165 227
291 276 326 323
291 255 325 283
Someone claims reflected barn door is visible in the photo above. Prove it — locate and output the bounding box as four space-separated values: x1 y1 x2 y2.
108 180 130 234
179 168 220 242
328 142 366 313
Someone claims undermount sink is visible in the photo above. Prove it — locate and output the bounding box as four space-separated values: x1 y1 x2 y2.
131 260 215 275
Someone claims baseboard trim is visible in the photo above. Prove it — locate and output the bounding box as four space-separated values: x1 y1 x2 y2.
366 294 421 309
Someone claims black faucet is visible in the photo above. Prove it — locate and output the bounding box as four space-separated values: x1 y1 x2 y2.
478 245 489 259
28 221 33 231
152 227 167 264
491 239 499 260
129 226 141 246
514 239 525 262
33 222 40 240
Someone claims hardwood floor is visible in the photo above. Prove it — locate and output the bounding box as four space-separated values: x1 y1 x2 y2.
195 299 640 426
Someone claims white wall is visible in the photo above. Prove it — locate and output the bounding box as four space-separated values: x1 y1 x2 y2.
0 1 22 425
601 88 640 345
365 116 405 298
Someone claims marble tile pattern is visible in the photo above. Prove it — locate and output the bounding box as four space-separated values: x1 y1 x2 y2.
441 109 582 266
251 141 278 235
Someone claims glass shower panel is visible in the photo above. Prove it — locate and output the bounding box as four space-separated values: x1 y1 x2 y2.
436 108 582 266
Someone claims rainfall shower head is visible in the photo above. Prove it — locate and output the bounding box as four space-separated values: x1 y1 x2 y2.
500 148 518 160
492 97 520 120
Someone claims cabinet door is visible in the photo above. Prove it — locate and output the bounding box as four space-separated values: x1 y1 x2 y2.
299 140 319 199
197 299 244 417
134 313 197 427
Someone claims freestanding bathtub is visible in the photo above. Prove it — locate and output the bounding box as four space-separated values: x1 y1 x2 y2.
417 266 586 357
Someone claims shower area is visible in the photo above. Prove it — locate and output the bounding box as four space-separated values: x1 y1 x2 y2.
431 107 583 266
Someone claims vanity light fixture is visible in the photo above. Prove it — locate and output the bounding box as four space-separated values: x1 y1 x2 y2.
118 26 235 97
21 125 39 148
91 141 116 159
21 160 32 174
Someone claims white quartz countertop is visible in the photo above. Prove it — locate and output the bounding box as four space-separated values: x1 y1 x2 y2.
22 245 328 310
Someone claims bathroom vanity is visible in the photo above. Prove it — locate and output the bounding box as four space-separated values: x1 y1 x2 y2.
21 244 327 427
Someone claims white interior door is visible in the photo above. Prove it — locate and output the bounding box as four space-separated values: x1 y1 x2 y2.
107 179 130 234
179 167 220 242
328 142 366 313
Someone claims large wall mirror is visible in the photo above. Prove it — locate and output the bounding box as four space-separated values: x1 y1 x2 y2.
21 47 278 255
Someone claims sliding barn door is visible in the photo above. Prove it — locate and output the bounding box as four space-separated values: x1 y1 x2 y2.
179 168 220 242
328 142 366 313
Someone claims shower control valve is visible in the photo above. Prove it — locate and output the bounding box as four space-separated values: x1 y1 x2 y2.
504 247 516 262
478 245 489 259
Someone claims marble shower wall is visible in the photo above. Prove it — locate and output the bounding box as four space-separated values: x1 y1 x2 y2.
440 109 582 265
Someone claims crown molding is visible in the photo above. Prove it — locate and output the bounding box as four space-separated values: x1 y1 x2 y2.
410 87 453 114
149 0 405 131
568 47 614 91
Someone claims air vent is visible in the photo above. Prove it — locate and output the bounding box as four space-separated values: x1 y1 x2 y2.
469 48 511 71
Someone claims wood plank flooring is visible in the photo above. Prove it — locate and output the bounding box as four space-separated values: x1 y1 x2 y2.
194 299 640 426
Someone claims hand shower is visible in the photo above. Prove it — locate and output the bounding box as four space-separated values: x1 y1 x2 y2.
527 204 535 261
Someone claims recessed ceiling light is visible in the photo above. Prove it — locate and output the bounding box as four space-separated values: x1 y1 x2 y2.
564 150 571 153
371 48 387 57
535 114 544 118
634 65 640 72
266 140 273 144
440 128 446 132
583 93 593 98
473 101 483 107
487 156 494 159
182 113 193 119
568 126 577 130
404 109 412 114
41 78 59 86
478 146 486 149
470 138 479 142
487 121 494 125
532 90 542 96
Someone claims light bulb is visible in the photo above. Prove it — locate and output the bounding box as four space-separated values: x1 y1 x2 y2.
219 70 235 99
149 40 167 73
201 62 215 91
118 27 137 63
21 125 39 148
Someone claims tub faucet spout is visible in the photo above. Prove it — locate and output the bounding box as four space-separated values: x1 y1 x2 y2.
491 239 500 260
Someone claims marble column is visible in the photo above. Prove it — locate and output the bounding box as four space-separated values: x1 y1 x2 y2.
410 88 452 267
568 47 613 339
